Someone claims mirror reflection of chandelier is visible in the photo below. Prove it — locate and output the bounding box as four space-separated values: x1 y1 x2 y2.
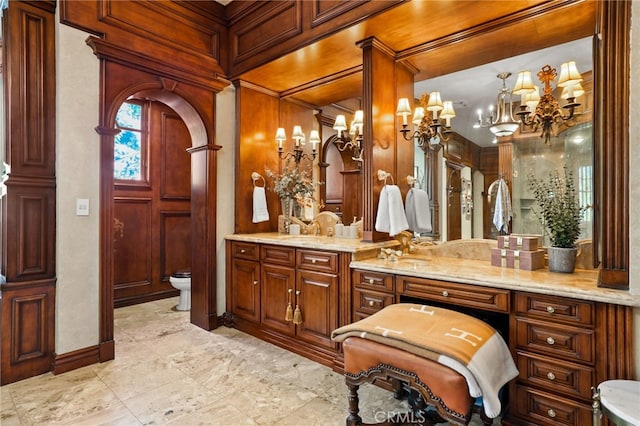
513 61 583 145
333 110 364 164
396 92 456 154
474 72 520 137
275 126 319 164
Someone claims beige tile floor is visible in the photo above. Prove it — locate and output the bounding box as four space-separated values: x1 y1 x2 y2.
1 297 499 425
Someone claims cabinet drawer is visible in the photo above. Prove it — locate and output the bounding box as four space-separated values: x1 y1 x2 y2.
353 288 395 318
261 245 295 267
352 269 394 292
515 292 594 327
513 384 592 426
516 351 595 400
515 317 594 364
231 241 259 261
398 276 510 313
297 249 338 273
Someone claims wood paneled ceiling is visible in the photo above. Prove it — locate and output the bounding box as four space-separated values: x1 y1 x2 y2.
237 0 597 108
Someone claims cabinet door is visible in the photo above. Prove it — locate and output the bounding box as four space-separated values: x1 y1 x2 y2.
295 269 338 350
261 263 295 336
231 259 260 323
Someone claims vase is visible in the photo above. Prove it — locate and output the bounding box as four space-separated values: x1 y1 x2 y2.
281 197 294 219
547 246 577 273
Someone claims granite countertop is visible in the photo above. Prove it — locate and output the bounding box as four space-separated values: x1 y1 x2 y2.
350 255 640 307
225 232 399 254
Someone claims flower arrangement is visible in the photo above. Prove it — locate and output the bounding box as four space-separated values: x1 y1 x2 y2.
265 159 316 208
526 165 585 248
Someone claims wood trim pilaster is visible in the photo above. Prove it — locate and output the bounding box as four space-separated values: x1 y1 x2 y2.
596 0 630 289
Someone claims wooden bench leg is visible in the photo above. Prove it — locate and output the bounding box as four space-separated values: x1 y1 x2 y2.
347 381 362 426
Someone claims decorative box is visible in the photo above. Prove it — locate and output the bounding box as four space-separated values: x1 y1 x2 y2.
506 249 545 271
508 235 541 251
491 248 508 267
497 235 509 249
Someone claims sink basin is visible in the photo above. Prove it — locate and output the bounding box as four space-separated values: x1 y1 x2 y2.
278 235 322 243
395 258 431 267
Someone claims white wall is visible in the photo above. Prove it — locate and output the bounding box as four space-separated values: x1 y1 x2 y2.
55 22 101 353
215 85 236 314
628 0 640 379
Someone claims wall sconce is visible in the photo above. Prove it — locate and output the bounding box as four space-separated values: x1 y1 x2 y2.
473 72 520 137
275 126 319 163
396 92 455 155
333 110 364 164
513 61 582 145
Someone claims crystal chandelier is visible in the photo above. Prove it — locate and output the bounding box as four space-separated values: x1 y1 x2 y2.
396 92 456 154
513 61 583 145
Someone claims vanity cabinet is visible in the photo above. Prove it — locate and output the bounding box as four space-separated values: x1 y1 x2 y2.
508 292 596 425
227 240 344 367
352 269 395 321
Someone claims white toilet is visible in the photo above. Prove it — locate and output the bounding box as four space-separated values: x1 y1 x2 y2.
169 271 191 311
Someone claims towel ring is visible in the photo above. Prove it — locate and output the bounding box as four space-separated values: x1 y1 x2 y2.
407 175 420 188
377 169 394 185
251 172 265 188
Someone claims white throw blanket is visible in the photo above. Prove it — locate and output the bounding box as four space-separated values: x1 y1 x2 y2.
405 187 432 233
492 178 512 233
375 185 409 236
252 186 270 223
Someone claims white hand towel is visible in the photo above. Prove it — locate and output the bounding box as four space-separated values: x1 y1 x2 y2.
492 179 512 233
252 186 270 223
405 188 432 233
375 185 409 236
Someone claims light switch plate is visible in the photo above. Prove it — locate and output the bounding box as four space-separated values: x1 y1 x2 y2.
76 198 89 216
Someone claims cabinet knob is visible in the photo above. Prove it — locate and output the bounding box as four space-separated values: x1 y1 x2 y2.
369 301 375 307
240 249 246 254
547 409 556 418
546 336 555 345
253 280 258 286
442 291 449 297
311 259 317 264
546 306 555 314
368 278 374 284
547 372 556 381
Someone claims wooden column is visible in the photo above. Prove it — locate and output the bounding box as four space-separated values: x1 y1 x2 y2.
596 0 630 289
1 0 57 385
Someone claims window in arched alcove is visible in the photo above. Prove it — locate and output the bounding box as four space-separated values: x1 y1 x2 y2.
114 100 146 182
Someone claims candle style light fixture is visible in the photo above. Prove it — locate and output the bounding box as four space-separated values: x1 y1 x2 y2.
512 61 583 145
332 110 364 164
474 72 520 137
396 92 456 154
275 125 319 164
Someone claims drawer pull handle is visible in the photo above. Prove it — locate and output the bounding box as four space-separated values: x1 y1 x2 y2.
311 259 317 264
547 409 556 418
546 337 555 345
369 278 374 284
369 301 375 307
546 306 555 314
442 291 449 297
240 249 246 254
547 372 556 381
253 280 258 286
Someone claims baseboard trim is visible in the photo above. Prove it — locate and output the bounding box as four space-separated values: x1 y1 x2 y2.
53 345 100 375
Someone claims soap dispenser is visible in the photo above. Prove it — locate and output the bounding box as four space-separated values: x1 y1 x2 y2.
335 217 344 237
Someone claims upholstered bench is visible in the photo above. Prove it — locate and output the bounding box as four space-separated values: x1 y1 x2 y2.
332 303 518 426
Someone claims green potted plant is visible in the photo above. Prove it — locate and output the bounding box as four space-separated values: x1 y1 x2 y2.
527 165 585 273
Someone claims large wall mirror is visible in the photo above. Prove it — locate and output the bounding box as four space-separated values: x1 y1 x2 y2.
409 37 593 244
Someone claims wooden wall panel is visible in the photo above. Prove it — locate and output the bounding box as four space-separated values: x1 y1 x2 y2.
161 113 191 200
113 198 152 292
234 81 280 234
0 279 56 385
1 1 57 385
160 212 191 281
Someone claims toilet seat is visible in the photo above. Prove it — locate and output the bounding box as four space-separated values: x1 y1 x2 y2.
172 270 191 279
